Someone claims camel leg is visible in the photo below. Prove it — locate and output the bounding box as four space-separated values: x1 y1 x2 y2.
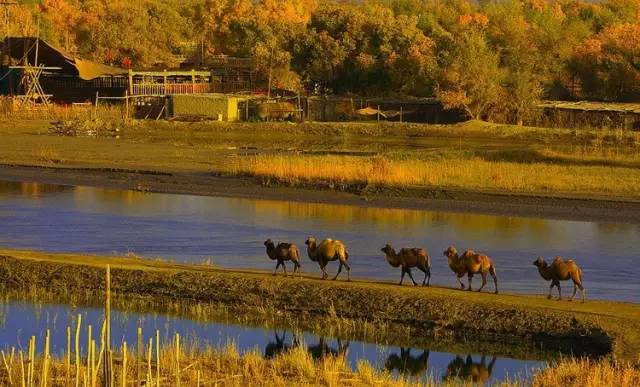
406 268 418 286
341 259 351 281
490 266 498 294
457 275 465 289
547 281 555 299
556 281 562 300
273 261 281 276
477 272 487 292
467 273 474 291
419 266 430 286
569 282 578 301
332 262 343 280
399 268 406 286
319 262 328 280
282 261 288 276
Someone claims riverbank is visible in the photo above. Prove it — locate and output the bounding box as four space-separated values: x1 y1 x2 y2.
1 248 638 361
1 119 639 223
1 165 640 224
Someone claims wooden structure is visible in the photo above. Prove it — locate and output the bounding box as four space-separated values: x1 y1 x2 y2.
537 101 640 130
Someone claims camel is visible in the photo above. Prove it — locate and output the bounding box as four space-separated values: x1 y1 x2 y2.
533 256 585 302
443 246 498 294
264 239 301 277
384 348 430 377
444 355 496 383
381 244 431 286
305 236 351 281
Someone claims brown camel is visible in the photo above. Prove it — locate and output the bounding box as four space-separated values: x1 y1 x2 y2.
533 256 585 302
305 236 351 281
381 244 431 286
264 239 301 277
443 246 498 294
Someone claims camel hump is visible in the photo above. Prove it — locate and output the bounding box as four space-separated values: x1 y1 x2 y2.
278 242 293 249
553 256 564 263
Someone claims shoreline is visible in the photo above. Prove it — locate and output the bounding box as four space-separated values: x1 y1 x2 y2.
1 164 640 223
1 248 639 361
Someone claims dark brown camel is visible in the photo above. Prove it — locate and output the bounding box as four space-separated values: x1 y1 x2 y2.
264 239 301 277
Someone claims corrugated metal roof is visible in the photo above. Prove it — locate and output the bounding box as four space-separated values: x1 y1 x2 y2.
538 100 640 114
2 37 127 80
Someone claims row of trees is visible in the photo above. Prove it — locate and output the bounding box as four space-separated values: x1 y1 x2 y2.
5 0 640 122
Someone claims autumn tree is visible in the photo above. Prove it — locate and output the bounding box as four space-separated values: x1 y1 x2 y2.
437 13 503 120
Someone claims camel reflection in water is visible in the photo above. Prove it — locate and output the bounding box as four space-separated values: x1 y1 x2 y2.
264 331 349 361
444 355 497 383
384 348 430 377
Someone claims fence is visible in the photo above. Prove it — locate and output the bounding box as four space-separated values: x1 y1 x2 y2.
131 83 211 96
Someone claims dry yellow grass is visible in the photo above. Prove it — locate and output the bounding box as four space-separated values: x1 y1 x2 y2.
227 154 640 197
531 358 640 387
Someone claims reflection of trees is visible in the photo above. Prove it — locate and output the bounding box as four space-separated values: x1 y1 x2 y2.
384 348 429 377
244 198 555 241
0 182 71 198
444 355 496 383
73 187 151 207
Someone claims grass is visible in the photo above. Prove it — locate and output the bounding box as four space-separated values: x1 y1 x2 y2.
225 154 640 197
0 118 639 201
531 357 640 387
1 248 639 361
0 324 637 386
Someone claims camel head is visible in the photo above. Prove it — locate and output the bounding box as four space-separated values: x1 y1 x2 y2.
443 246 458 259
304 236 316 247
381 244 394 255
533 256 547 268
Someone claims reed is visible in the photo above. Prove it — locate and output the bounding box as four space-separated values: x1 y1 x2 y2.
227 154 640 197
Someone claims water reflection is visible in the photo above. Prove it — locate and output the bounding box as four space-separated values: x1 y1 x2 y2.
444 355 497 384
0 300 544 384
385 348 430 377
0 180 638 301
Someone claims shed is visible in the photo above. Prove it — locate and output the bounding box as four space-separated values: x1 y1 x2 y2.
168 94 243 121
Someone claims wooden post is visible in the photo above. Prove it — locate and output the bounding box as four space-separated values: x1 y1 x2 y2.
400 106 403 123
163 69 168 96
104 265 112 387
94 91 99 119
137 327 143 385
128 69 133 95
191 69 196 94
155 331 160 387
124 91 129 123
377 105 380 122
121 342 127 387
245 98 249 121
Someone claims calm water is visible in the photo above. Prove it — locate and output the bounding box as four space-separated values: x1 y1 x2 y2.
0 300 544 384
0 181 638 302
